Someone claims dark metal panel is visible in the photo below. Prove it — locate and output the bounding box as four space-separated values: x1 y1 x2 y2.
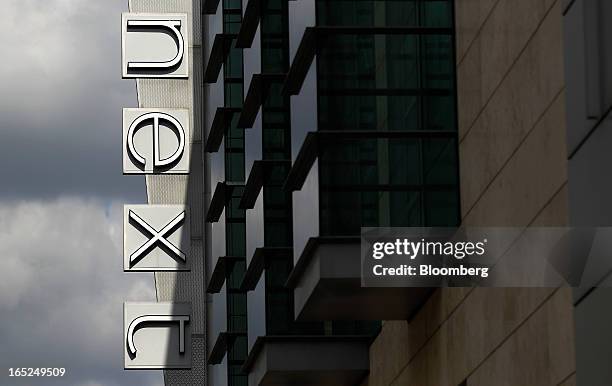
238 74 287 128
203 0 222 15
243 336 371 386
206 182 229 223
208 256 242 293
206 107 241 153
204 34 236 83
236 0 262 48
287 238 434 321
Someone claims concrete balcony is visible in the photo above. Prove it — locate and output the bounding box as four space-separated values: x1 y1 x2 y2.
285 236 434 321
243 336 370 386
283 130 458 321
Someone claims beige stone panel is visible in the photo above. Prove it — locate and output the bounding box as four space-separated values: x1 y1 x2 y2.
457 39 484 138
391 327 450 386
389 288 555 386
425 326 451 386
369 289 472 386
546 288 575 383
459 6 564 215
462 91 567 227
412 288 473 344
530 183 569 226
467 289 575 386
369 321 411 386
457 0 561 138
455 0 499 62
559 374 576 386
479 0 557 99
391 343 428 386
444 288 556 384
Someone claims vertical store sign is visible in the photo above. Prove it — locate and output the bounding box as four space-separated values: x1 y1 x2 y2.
121 12 192 370
121 13 189 78
124 303 192 369
123 108 191 174
123 205 191 271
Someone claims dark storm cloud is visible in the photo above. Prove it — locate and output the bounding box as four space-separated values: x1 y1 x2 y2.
0 0 143 201
0 1 162 385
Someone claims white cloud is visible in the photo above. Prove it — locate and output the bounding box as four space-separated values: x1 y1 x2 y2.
0 198 162 386
0 0 135 130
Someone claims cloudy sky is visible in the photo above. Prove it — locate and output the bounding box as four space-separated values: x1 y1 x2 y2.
0 0 163 385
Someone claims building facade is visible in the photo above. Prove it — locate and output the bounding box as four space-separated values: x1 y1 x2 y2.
129 0 612 385
565 0 612 385
204 0 462 384
371 1 573 385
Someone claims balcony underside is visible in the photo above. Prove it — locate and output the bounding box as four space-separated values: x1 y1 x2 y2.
209 331 246 365
207 255 242 293
244 336 370 386
286 237 434 321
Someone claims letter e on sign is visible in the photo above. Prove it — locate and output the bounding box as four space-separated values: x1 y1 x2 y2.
123 108 190 174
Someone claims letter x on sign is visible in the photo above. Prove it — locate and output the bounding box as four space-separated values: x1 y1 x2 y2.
129 210 186 266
